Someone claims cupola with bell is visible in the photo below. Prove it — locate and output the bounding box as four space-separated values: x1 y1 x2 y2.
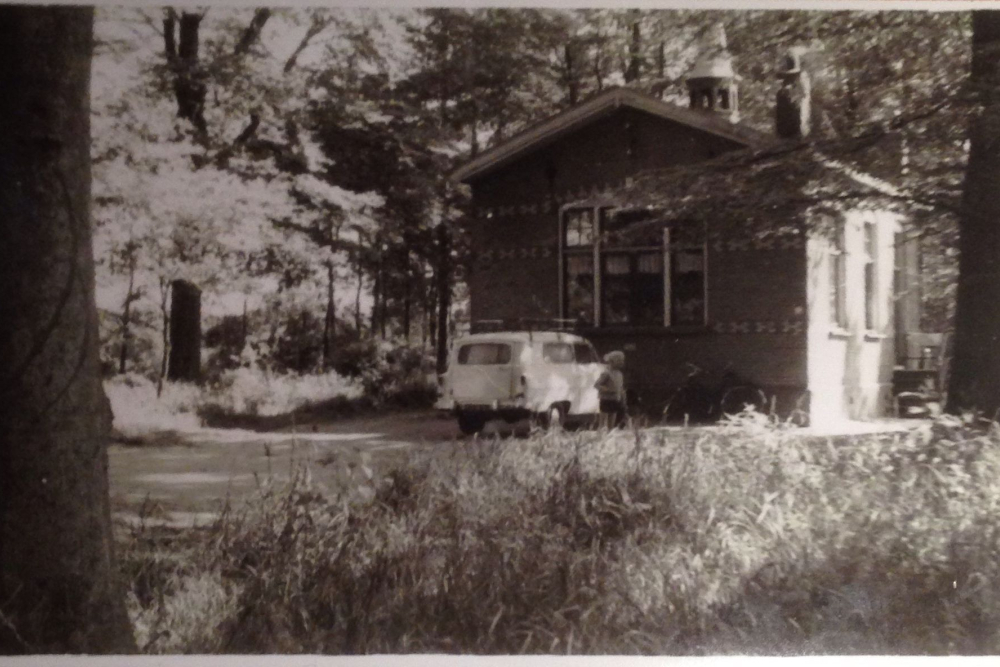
686 22 740 123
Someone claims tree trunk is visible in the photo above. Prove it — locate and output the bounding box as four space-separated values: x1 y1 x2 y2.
948 10 1000 416
156 277 169 397
422 289 431 350
377 249 387 340
564 42 580 106
166 11 207 140
117 254 137 375
435 224 452 374
625 15 641 84
240 297 248 354
593 37 605 93
428 281 438 351
233 8 271 56
402 258 412 342
167 279 201 382
354 253 363 333
0 6 135 653
371 245 382 336
322 260 335 368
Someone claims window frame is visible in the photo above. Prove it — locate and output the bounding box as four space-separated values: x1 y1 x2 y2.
829 219 848 331
863 220 878 332
560 207 599 327
558 204 707 330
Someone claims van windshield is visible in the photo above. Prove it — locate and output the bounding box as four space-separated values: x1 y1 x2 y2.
458 343 512 365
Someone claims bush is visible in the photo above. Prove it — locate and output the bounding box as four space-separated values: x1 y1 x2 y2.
106 367 366 438
119 415 1000 654
105 373 202 440
200 367 362 418
354 342 437 409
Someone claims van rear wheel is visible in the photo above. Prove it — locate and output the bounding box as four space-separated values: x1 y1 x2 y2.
457 412 487 435
539 404 565 431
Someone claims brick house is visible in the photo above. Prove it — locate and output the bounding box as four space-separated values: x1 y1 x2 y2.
451 41 920 426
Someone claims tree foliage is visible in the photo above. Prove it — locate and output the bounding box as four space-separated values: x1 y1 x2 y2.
92 7 971 379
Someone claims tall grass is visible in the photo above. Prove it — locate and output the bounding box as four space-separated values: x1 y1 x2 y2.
118 414 1000 654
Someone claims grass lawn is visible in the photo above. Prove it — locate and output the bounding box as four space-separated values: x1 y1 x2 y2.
116 414 1000 655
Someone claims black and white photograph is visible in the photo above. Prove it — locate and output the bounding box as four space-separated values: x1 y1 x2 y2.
1 0 999 658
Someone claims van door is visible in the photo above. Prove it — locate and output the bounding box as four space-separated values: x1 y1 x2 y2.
539 341 578 413
450 341 517 407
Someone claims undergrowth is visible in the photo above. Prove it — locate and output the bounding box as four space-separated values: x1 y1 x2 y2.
117 413 1000 654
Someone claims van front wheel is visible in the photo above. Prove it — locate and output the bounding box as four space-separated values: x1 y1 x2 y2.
457 412 487 435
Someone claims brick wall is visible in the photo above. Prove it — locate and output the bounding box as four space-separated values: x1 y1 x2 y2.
467 106 810 413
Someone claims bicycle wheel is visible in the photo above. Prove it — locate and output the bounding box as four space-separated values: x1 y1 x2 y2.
719 385 768 417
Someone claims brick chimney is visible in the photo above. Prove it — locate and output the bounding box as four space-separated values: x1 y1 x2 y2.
775 47 811 139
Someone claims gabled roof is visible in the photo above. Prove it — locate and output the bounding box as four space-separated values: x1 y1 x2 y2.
451 87 776 184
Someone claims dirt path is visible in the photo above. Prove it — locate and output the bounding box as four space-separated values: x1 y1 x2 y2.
108 410 525 528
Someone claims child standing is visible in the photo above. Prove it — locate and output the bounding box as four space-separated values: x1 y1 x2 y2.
595 350 627 428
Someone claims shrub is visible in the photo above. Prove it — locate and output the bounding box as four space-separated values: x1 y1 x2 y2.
200 367 362 418
105 373 202 440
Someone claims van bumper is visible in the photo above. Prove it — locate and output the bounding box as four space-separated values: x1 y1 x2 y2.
452 399 532 422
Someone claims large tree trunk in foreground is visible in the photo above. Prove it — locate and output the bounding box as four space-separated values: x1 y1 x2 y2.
0 6 135 653
948 11 1000 416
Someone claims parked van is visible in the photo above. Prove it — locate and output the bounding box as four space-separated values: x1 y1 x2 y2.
437 330 607 434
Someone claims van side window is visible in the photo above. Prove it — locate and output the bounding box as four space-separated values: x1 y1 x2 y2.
542 342 574 364
458 343 512 365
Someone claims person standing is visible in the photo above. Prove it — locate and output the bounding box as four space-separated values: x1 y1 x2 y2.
595 351 627 428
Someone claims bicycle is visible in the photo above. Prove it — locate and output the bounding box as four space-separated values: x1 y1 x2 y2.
663 362 769 424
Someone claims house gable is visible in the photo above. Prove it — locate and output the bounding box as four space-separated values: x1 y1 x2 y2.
452 87 774 185
470 105 756 221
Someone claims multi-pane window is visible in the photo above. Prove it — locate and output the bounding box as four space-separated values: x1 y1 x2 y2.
864 221 877 331
561 207 705 328
667 222 707 326
562 208 596 326
829 221 847 329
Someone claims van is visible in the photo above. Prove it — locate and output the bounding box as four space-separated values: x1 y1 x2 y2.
437 330 607 434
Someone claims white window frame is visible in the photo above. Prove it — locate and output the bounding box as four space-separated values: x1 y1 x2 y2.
863 220 878 332
829 217 848 331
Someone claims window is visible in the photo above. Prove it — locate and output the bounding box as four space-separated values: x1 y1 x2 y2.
667 224 707 326
458 343 511 365
829 221 847 329
601 252 664 325
562 209 595 326
560 206 705 328
564 208 595 247
864 222 877 330
542 342 574 364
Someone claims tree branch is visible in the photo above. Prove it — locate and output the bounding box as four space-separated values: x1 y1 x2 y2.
283 13 331 74
233 8 271 56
